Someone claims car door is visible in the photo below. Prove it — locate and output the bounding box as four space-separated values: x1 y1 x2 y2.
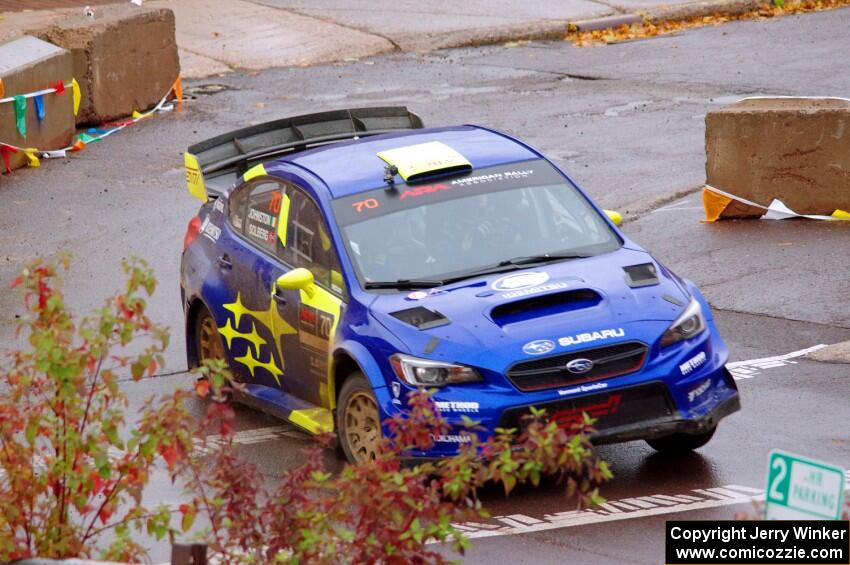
220 178 300 390
277 185 347 408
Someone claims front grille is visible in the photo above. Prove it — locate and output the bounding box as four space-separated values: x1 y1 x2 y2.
498 382 673 431
506 341 648 391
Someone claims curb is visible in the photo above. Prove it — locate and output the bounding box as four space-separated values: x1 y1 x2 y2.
565 0 770 34
571 14 643 32
640 0 768 22
390 20 576 52
395 0 770 52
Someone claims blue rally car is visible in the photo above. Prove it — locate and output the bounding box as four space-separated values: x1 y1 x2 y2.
180 107 740 464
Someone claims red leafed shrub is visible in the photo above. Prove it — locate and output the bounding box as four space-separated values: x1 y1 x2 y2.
0 257 197 562
178 366 613 564
0 257 612 563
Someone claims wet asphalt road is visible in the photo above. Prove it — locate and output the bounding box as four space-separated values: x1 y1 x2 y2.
1 8 849 564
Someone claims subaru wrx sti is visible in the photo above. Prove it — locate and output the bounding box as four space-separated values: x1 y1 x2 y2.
180 107 740 464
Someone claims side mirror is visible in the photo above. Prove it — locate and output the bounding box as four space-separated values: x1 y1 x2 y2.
603 209 623 226
276 268 314 292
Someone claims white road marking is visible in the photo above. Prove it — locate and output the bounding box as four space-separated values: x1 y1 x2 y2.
194 424 307 454
451 479 849 540
727 344 828 380
503 514 545 525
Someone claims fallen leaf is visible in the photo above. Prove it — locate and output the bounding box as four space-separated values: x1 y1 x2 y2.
566 0 850 46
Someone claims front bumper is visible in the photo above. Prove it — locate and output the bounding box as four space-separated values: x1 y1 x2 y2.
496 369 740 444
391 361 740 459
592 391 740 444
382 326 738 458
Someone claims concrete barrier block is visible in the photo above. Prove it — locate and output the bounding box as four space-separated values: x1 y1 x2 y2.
706 97 850 216
0 35 75 172
34 4 179 126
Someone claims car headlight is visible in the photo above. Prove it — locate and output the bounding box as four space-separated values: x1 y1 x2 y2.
389 353 482 387
660 297 707 348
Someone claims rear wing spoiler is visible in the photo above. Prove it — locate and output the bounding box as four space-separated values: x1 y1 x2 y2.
184 106 424 201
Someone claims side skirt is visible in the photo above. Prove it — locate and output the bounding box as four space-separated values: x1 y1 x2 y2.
234 384 334 435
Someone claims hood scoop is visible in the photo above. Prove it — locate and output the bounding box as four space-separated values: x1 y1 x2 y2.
390 306 450 330
490 289 601 326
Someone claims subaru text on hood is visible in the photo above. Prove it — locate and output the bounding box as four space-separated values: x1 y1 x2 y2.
180 107 740 464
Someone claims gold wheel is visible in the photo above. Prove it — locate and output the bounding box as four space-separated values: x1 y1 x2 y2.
343 390 381 464
197 311 225 362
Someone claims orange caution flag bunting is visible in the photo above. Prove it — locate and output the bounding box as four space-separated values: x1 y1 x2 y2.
704 185 850 222
0 144 18 174
2 75 180 172
171 75 183 110
702 187 734 222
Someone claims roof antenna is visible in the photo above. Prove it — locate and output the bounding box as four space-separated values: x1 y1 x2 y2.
384 164 398 189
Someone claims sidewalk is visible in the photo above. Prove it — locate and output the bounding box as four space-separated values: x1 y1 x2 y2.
0 0 765 78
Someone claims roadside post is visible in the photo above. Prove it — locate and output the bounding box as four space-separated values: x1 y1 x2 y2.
765 450 846 520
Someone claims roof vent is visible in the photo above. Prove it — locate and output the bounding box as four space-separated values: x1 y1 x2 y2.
390 307 450 330
623 263 659 287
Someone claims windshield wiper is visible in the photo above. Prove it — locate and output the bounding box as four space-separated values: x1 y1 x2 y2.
435 252 592 286
497 252 591 267
364 254 592 291
364 279 445 290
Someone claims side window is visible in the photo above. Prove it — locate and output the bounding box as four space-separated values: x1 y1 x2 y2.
282 188 344 295
233 181 284 255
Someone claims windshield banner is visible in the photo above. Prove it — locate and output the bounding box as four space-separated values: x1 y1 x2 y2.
331 160 564 225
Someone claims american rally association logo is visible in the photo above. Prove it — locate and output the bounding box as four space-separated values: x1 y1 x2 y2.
522 339 556 356
492 271 549 292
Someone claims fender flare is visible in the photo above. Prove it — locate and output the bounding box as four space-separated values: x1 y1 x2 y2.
332 340 388 392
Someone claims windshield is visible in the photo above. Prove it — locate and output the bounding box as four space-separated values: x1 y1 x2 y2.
331 160 621 286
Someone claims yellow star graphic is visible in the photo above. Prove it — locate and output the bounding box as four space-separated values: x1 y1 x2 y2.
234 350 283 386
222 290 298 379
218 318 241 348
222 292 253 329
243 322 267 357
262 295 297 335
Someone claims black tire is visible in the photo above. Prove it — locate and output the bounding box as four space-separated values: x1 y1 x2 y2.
646 426 716 453
194 306 226 367
193 306 235 403
337 372 382 465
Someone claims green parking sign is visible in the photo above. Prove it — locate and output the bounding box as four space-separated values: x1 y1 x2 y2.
765 450 846 520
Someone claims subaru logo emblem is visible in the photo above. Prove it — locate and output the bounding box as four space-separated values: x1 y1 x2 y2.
522 339 555 356
566 358 594 374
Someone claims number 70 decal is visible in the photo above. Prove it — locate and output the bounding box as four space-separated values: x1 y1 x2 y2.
352 198 380 212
